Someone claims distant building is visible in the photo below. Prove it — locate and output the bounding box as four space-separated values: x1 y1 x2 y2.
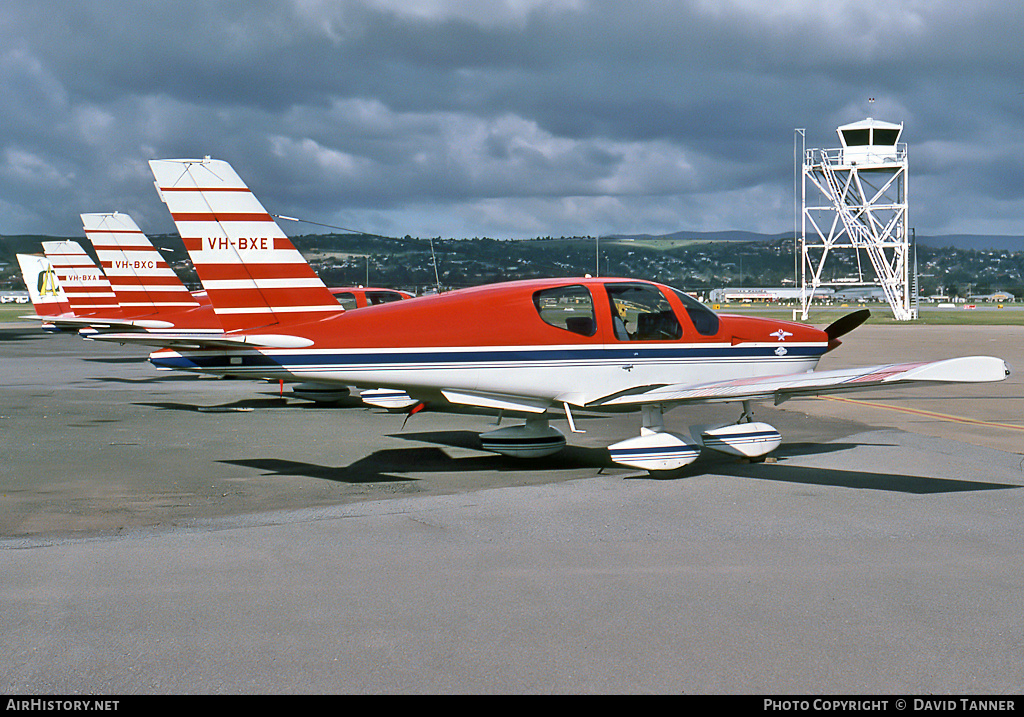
0 290 29 304
832 287 887 302
709 287 831 303
969 292 1016 302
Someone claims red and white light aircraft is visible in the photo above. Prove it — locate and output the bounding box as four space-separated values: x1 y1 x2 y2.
95 157 1010 472
37 212 415 407
82 212 212 314
39 214 222 335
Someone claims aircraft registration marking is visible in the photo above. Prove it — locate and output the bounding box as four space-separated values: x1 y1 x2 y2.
62 272 105 282
204 237 271 251
112 260 158 269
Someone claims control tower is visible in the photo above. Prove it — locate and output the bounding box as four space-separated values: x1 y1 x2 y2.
798 117 913 320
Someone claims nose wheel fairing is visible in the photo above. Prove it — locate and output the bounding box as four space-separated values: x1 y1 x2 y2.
698 422 782 458
607 429 703 471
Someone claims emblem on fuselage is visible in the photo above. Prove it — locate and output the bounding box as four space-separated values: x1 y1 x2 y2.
770 329 793 341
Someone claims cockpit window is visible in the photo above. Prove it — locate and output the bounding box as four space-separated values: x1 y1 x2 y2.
533 285 596 336
335 292 358 310
367 290 405 304
670 288 720 336
605 283 683 341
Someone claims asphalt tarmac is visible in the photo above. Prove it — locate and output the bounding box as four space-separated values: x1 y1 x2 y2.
2 321 1023 694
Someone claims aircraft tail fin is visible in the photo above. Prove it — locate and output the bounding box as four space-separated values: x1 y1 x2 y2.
41 240 122 318
16 254 71 317
149 158 342 332
82 212 200 313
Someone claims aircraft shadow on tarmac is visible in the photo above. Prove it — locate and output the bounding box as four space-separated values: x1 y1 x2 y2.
716 460 1019 494
223 455 417 483
81 356 150 364
141 398 293 412
222 433 613 484
133 395 1019 494
705 440 1020 494
94 375 206 385
220 430 1018 494
421 431 1020 494
0 328 48 342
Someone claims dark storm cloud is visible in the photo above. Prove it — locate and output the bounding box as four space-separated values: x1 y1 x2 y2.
1 0 1022 239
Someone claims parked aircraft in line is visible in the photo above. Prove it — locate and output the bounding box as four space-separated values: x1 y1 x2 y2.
93 158 1009 472
38 213 223 335
18 214 211 334
31 212 405 336
82 212 212 313
333 287 413 310
82 212 419 406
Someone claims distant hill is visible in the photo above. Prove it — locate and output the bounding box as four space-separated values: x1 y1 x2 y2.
4 229 1021 258
915 234 1024 253
0 235 70 260
611 230 1024 253
608 230 790 243
0 233 185 267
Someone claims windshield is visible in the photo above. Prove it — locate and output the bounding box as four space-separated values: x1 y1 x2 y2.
669 288 720 336
604 283 683 341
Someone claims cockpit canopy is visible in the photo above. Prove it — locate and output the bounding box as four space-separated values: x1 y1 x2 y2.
532 281 719 340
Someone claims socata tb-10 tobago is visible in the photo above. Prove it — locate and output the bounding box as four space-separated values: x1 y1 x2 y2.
94 157 1009 473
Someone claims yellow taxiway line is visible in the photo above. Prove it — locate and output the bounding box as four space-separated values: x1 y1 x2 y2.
820 395 1024 432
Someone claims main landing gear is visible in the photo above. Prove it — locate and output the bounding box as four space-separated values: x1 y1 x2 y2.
478 401 782 473
479 415 567 458
608 401 781 471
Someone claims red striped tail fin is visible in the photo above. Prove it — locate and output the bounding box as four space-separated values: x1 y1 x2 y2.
83 212 201 313
149 158 342 332
41 240 122 318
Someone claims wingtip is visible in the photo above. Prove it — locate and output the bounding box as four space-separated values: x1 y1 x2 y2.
897 355 1010 383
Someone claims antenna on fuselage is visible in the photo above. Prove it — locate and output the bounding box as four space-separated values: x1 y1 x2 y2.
429 236 441 293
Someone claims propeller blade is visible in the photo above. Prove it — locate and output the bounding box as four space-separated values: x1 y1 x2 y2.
825 309 871 341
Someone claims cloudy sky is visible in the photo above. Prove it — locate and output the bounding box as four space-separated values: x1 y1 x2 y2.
1 0 1022 240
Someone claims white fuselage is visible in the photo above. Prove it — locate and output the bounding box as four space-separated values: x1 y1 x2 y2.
152 340 826 408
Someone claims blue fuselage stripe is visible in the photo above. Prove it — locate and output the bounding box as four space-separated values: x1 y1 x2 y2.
152 345 827 371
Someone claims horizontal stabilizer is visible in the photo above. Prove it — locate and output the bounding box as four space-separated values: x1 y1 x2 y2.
33 315 177 331
85 331 314 349
587 356 1010 408
360 388 419 410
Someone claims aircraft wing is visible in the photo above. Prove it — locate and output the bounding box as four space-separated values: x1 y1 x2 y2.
585 356 1010 408
85 331 314 349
